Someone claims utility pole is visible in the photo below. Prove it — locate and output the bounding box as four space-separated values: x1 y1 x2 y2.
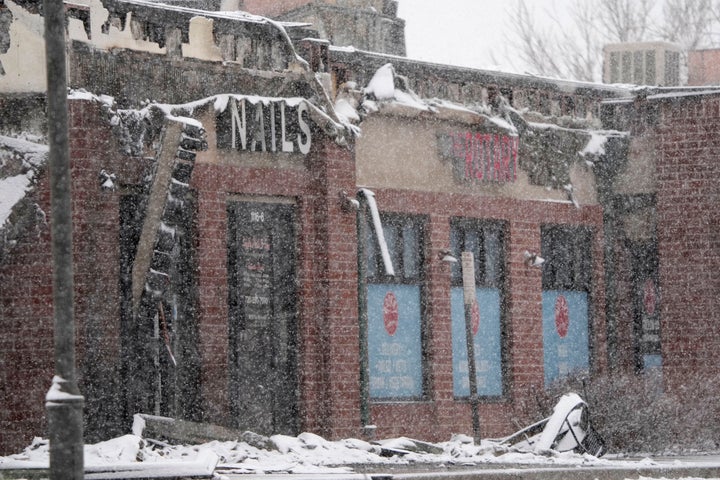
43 1 85 479
461 252 481 443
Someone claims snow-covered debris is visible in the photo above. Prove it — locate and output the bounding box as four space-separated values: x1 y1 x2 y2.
334 82 362 124
581 131 609 158
0 135 48 229
1 430 616 477
365 63 396 101
535 392 587 453
99 169 117 190
351 64 524 143
84 435 146 465
376 437 444 455
0 436 219 478
0 171 35 228
0 135 48 168
335 97 362 123
0 395 613 475
363 63 430 112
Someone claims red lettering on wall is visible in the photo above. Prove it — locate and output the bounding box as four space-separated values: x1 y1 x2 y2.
449 132 519 184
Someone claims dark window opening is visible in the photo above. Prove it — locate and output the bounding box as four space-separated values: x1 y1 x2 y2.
541 225 592 291
118 192 201 425
367 213 425 284
631 242 661 373
450 219 505 289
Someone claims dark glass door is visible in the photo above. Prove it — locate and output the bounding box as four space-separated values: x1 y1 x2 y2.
227 200 298 435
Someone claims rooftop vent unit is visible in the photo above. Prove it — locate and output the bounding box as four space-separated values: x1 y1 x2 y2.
603 42 682 86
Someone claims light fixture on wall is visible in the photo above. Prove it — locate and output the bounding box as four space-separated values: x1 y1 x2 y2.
340 190 360 211
524 250 545 267
438 249 458 264
99 169 117 191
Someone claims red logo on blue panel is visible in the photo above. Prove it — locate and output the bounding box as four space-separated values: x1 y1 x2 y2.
383 292 399 336
555 295 569 338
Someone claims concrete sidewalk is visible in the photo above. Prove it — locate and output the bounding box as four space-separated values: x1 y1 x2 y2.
220 457 720 480
3 456 719 479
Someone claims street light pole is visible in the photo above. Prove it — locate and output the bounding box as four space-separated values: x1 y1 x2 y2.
461 252 481 443
43 1 85 479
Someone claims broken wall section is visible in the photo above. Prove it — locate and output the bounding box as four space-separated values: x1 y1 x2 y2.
0 0 308 94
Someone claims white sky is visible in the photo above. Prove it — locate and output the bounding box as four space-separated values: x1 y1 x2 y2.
396 0 571 74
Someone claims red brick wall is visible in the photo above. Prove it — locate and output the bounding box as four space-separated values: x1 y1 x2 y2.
304 141 362 437
357 189 607 440
688 49 720 86
0 98 146 454
189 137 361 435
1 99 611 451
68 99 145 441
0 175 53 455
656 95 720 390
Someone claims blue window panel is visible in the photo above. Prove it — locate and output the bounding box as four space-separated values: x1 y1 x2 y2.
542 290 589 386
451 287 503 397
643 354 662 369
368 284 423 398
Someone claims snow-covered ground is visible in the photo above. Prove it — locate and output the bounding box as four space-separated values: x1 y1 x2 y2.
2 428 719 480
2 395 719 478
0 431 599 473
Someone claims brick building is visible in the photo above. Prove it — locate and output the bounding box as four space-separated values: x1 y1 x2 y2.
602 90 720 388
0 0 717 455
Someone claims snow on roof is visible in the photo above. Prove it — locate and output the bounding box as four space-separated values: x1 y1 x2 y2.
0 134 48 168
111 0 300 27
602 86 720 105
342 62 629 151
363 63 431 113
329 46 633 98
0 174 35 228
646 88 720 101
349 63 519 134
